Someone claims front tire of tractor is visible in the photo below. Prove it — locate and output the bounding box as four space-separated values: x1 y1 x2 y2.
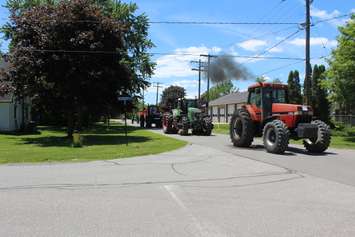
230 109 254 147
303 120 331 153
140 116 145 128
202 117 213 136
163 115 173 134
179 117 189 136
263 119 289 154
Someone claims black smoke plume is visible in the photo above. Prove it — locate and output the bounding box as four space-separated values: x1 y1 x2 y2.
206 55 253 83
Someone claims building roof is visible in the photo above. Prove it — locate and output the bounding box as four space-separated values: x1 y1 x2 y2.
209 91 248 106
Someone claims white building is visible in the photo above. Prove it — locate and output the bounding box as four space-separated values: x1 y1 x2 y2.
209 92 248 123
0 60 31 132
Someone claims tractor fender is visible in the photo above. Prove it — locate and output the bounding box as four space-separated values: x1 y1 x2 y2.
262 116 280 127
242 105 260 122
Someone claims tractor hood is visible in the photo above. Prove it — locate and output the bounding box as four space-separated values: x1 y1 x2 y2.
272 103 313 115
188 107 201 114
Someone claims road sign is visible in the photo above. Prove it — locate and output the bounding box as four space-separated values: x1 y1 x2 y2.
118 96 132 101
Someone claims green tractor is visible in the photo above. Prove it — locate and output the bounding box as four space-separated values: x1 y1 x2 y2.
162 98 213 136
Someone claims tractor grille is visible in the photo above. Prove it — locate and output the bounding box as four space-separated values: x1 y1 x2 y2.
296 115 313 124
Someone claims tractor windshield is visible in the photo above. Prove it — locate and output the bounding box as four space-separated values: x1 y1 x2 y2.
185 99 198 108
248 87 288 106
149 106 158 114
272 88 288 103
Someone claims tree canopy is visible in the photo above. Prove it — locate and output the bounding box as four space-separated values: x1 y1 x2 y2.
326 14 355 113
255 76 267 83
1 0 155 135
201 80 236 102
311 65 330 122
287 70 302 104
160 86 186 110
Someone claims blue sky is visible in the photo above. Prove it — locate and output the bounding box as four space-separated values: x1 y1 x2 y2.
0 0 354 104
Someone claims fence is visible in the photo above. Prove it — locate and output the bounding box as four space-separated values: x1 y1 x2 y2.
331 115 355 126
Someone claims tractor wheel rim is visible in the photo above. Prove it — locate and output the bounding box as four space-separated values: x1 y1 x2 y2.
266 128 276 146
233 118 243 139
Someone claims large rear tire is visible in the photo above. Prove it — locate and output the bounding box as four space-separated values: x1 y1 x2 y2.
263 119 289 154
303 120 331 153
230 109 254 147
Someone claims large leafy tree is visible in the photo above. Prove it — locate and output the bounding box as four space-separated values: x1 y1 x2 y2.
201 80 236 102
326 14 355 114
160 86 186 110
1 0 154 136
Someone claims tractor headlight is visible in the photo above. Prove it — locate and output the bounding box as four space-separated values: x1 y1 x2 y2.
294 106 313 116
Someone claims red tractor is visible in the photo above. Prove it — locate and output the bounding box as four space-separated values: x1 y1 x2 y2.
138 105 162 128
230 83 331 154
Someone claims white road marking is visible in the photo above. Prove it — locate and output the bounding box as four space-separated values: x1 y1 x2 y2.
164 185 227 237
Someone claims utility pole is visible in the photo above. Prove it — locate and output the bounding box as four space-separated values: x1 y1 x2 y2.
153 82 162 106
304 0 312 105
200 54 217 107
191 59 206 100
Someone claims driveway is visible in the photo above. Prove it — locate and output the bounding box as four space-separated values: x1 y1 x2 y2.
0 123 355 236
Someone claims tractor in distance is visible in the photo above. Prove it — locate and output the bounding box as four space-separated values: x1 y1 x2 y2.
230 82 331 154
138 105 162 128
162 98 213 136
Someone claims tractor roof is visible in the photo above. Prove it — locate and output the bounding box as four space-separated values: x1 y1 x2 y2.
248 82 288 90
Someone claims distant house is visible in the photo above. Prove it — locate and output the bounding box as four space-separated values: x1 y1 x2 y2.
208 91 248 123
0 59 31 132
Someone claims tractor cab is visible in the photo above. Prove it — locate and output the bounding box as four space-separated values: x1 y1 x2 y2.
177 98 199 114
248 83 289 122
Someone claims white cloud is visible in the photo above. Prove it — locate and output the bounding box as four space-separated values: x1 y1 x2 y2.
288 37 337 47
237 39 267 52
171 79 206 88
154 46 221 78
311 7 348 27
269 47 283 53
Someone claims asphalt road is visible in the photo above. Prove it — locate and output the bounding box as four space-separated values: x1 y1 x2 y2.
1 123 355 237
155 129 355 187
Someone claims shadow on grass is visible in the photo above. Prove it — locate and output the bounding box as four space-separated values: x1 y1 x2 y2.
21 135 151 147
38 124 142 135
343 136 355 143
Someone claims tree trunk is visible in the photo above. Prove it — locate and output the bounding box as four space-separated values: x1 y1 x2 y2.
67 113 74 138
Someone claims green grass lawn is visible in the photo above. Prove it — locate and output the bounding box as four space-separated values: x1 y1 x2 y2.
213 124 230 135
0 123 187 164
213 123 355 149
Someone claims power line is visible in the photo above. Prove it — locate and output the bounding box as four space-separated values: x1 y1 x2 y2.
242 0 284 35
258 61 304 76
255 30 301 57
149 21 300 25
220 25 298 50
16 48 305 60
1 17 301 25
242 29 302 64
258 55 328 76
312 13 352 26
